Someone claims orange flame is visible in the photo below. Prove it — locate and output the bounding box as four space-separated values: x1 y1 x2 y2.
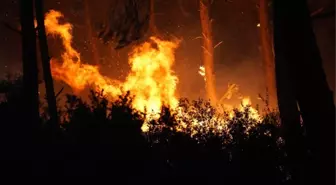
198 65 206 81
46 10 122 97
45 10 262 134
123 37 179 113
45 10 179 130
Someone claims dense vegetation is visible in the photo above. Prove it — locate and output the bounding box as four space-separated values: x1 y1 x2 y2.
0 76 305 184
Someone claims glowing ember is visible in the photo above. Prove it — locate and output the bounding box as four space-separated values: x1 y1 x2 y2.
198 65 206 81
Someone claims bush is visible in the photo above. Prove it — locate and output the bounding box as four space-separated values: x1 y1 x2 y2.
0 77 292 183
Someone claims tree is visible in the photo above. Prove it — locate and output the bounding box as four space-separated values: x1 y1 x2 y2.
273 0 305 183
19 0 40 134
259 0 277 110
35 0 59 132
273 0 335 184
199 0 217 105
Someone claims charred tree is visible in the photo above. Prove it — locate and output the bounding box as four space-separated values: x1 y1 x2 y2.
83 0 100 65
19 0 40 133
273 0 335 184
199 0 217 105
259 0 277 110
35 0 59 131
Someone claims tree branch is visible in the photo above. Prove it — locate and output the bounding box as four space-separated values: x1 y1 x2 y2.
55 87 64 98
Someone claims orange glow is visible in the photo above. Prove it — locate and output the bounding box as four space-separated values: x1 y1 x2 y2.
45 10 179 132
46 10 122 97
45 10 262 134
123 37 179 114
198 65 206 81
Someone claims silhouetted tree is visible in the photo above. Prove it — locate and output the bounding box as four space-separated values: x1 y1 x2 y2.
273 1 305 184
35 0 59 134
19 0 40 137
273 0 335 184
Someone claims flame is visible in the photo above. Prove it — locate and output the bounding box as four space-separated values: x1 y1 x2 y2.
45 10 179 131
46 10 122 97
239 97 261 121
123 38 179 113
199 66 261 121
198 65 206 81
45 10 262 135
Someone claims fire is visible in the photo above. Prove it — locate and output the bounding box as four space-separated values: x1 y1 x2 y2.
123 37 179 114
45 10 179 130
45 10 122 97
199 66 261 121
45 10 261 134
198 65 206 81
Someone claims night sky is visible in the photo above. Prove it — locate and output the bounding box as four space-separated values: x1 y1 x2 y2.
0 0 334 102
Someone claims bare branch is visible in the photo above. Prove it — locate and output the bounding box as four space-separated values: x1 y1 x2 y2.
55 87 64 98
214 41 223 49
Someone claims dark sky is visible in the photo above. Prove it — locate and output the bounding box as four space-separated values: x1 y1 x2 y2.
0 0 334 102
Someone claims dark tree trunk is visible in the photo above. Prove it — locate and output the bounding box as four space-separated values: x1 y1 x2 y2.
273 9 304 183
273 0 335 184
35 0 59 132
18 0 40 174
20 0 39 136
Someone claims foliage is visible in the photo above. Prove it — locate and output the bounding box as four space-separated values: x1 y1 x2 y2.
0 77 295 183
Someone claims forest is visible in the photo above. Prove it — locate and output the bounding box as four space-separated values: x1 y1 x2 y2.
0 0 334 184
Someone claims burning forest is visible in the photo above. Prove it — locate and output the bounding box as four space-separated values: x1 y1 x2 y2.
45 9 262 134
0 0 334 183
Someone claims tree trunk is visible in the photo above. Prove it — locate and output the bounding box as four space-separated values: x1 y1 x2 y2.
273 0 305 183
35 0 59 131
84 0 100 65
199 0 217 104
273 0 335 184
259 0 277 110
20 0 40 134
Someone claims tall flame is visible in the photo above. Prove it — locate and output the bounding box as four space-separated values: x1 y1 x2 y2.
45 10 179 118
123 38 179 113
45 10 262 134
